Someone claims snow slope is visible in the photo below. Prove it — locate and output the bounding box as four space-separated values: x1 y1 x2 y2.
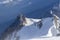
2 17 60 40
23 36 60 40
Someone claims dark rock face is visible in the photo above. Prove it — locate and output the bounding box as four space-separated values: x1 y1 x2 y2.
37 21 42 29
0 15 26 40
56 33 60 36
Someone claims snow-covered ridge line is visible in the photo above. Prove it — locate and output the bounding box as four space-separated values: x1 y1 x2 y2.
24 18 41 26
1 17 60 40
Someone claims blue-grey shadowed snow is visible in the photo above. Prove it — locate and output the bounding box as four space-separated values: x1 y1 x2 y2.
0 0 59 36
16 18 53 39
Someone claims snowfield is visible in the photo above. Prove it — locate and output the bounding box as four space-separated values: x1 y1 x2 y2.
22 36 60 40
1 17 60 40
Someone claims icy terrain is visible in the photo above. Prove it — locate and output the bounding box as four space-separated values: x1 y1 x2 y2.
1 17 60 40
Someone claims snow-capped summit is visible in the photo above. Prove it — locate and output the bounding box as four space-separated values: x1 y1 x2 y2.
0 14 60 40
1 17 60 40
24 18 41 26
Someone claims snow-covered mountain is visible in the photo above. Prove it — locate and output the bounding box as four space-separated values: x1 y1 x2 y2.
0 0 59 36
1 17 60 40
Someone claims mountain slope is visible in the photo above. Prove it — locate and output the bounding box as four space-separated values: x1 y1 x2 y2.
1 17 60 40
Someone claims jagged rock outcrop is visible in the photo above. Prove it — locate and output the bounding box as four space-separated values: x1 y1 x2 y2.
0 14 26 40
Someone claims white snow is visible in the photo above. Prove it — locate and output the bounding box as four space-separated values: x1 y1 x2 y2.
24 18 41 26
24 36 60 40
4 17 60 40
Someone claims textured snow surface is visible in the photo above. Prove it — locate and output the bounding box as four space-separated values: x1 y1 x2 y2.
21 36 60 40
3 17 60 40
